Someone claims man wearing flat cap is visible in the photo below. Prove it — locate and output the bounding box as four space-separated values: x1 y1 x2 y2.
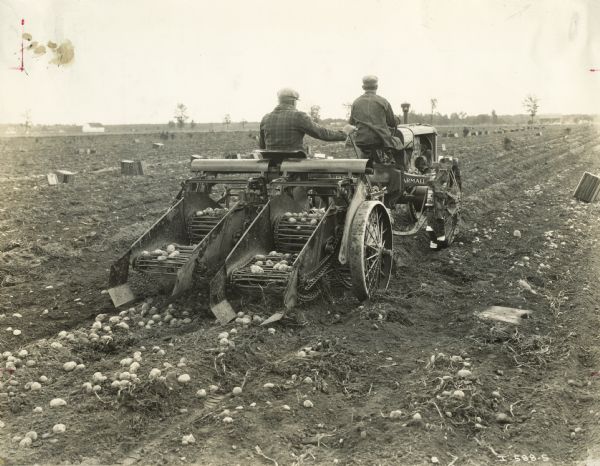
349 75 402 152
259 88 348 151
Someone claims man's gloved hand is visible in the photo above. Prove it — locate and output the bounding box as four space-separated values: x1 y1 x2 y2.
342 124 357 136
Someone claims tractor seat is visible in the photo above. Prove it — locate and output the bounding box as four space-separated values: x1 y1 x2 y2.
356 145 395 164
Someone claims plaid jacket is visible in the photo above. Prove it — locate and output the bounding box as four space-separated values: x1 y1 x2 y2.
350 91 401 148
259 104 346 151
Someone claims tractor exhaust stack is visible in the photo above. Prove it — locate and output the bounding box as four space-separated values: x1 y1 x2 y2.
401 103 411 124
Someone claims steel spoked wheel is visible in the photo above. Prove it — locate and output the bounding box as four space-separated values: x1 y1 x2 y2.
430 165 462 248
349 201 393 301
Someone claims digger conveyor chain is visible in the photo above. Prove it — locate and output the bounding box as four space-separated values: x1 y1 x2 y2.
188 213 226 243
134 245 196 276
231 216 329 296
231 258 294 293
274 217 319 254
297 284 322 302
298 227 343 292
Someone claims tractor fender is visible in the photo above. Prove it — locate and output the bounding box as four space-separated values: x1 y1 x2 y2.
338 179 369 265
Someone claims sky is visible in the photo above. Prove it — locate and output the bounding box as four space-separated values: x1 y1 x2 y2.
0 0 598 125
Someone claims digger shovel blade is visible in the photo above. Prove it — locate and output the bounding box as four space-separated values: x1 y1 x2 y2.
108 284 135 308
211 300 237 325
260 312 285 326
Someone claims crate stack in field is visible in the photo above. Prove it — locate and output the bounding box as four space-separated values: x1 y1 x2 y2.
573 172 600 203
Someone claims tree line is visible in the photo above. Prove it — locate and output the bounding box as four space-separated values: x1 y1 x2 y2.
167 96 595 130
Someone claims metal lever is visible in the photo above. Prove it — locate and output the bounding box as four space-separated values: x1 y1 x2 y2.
347 132 362 159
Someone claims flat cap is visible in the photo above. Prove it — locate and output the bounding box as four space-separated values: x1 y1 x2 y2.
277 87 300 101
362 75 379 89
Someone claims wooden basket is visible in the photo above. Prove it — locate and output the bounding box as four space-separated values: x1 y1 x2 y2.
573 172 600 202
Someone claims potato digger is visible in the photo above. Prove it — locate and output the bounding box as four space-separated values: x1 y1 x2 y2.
108 123 462 324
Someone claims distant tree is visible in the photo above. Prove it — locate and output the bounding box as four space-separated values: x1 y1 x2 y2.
433 113 449 125
168 120 175 128
407 110 423 124
523 95 540 123
310 105 321 123
430 98 438 124
474 114 491 124
190 120 196 129
458 111 467 120
223 114 231 129
22 110 32 133
240 119 247 129
491 110 498 124
174 103 189 128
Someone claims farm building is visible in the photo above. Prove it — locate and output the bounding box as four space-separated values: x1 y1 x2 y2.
82 122 105 133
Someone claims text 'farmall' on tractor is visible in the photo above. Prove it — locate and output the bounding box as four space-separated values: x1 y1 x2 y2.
108 110 462 324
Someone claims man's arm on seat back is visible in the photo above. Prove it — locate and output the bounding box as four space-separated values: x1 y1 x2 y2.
383 99 401 127
297 112 346 142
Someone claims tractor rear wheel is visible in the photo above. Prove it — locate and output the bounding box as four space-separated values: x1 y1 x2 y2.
348 201 393 301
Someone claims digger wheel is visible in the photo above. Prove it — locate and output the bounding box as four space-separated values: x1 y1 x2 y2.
348 201 393 301
428 164 462 248
391 186 428 236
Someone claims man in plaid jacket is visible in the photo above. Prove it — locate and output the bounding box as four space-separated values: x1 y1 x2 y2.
259 88 348 151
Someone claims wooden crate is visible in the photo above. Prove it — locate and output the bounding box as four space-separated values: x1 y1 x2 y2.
55 170 75 183
121 160 144 176
574 172 600 202
47 173 58 185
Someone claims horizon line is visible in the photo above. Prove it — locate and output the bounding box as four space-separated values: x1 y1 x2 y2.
1 112 598 127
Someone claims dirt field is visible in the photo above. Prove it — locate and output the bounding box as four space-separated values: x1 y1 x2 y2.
1 125 600 465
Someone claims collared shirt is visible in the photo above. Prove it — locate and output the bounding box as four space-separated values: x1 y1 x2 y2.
349 91 401 148
259 104 346 151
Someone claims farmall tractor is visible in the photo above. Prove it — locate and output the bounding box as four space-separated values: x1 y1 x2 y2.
109 109 462 323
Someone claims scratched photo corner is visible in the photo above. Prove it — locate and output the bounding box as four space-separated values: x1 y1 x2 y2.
0 0 599 465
